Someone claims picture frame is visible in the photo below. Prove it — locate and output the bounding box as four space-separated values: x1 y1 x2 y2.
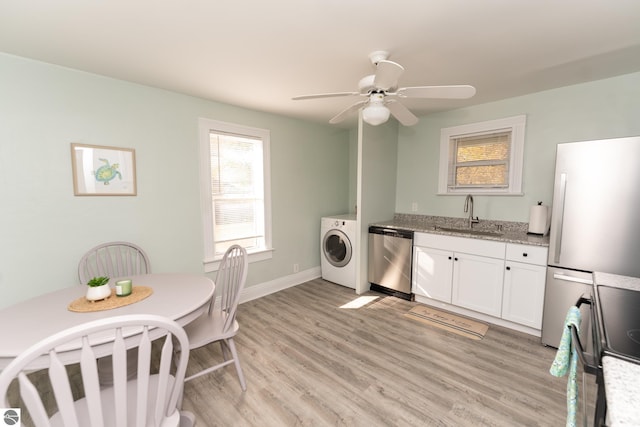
71 143 137 196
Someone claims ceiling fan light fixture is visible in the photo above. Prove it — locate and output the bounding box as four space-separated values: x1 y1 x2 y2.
362 99 391 126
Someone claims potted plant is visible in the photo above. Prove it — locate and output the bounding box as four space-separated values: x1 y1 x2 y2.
86 276 112 301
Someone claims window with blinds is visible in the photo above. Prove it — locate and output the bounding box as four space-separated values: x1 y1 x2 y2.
209 132 265 255
199 118 272 271
438 115 526 195
450 131 511 189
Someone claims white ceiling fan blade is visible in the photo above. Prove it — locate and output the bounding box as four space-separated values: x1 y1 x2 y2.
385 100 419 126
292 92 359 101
396 85 476 99
373 60 404 90
329 100 367 124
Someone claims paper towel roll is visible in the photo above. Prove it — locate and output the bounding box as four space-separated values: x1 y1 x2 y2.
528 204 549 235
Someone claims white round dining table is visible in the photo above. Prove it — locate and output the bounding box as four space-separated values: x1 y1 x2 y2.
0 273 214 370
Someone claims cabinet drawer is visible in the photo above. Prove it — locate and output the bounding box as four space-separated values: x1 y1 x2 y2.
505 244 548 266
414 232 505 259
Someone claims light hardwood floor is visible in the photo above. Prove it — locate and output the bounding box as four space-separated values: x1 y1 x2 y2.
182 278 596 426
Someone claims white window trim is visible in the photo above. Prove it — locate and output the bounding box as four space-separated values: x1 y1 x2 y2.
198 117 273 273
438 115 526 195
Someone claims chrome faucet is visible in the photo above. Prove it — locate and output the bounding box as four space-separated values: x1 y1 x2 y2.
464 194 480 228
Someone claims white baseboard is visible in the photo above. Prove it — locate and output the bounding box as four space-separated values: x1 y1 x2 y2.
239 266 321 304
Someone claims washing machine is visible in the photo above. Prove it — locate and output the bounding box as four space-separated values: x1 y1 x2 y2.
320 214 357 289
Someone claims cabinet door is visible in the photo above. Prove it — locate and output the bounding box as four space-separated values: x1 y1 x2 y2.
502 261 547 329
452 253 505 317
412 246 453 302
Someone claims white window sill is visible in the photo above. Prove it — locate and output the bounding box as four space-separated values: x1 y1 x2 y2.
203 247 274 273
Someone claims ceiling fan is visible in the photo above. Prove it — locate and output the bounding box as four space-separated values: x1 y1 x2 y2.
292 51 476 126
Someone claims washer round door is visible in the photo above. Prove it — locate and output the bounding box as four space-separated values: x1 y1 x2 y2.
323 229 352 267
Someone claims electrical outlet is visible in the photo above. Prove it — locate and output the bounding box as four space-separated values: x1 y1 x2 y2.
293 263 299 273
412 202 418 212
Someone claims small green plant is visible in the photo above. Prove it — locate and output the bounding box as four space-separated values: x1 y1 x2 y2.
87 276 110 287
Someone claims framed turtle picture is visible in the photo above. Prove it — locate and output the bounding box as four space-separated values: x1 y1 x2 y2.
71 143 137 196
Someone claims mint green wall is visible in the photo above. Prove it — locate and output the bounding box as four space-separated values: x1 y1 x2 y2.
0 53 350 308
396 72 640 222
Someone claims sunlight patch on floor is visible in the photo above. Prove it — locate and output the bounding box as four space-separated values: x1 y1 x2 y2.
340 295 379 309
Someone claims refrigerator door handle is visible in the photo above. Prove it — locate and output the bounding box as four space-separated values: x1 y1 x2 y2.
553 173 568 264
553 272 593 285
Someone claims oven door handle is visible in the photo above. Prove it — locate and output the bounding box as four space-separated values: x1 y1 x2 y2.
574 296 608 426
570 297 598 375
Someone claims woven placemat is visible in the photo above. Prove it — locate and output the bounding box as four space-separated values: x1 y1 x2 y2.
68 286 154 313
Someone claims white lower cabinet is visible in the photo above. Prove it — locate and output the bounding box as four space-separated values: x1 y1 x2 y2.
501 244 548 329
413 246 454 303
452 252 505 317
412 233 506 317
412 233 548 331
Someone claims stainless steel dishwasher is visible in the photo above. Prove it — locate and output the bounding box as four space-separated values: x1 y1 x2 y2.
368 226 414 300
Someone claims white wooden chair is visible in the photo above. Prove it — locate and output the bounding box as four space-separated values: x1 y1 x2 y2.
0 314 195 427
78 241 152 385
78 241 151 285
182 245 248 390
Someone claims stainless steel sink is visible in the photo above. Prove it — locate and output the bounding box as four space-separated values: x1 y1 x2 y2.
434 226 504 237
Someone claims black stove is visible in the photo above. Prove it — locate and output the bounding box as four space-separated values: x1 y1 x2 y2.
595 285 640 364
571 283 640 425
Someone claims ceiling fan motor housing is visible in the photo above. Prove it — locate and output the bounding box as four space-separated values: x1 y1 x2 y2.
369 93 385 104
358 75 376 93
359 74 398 94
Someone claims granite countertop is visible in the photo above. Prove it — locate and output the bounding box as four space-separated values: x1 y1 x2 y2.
603 356 640 426
371 214 550 247
593 272 640 426
593 272 640 292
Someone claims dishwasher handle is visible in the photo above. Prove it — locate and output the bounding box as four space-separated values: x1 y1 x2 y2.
368 226 414 239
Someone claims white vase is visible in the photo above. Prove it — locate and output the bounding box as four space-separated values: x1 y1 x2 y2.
86 284 112 301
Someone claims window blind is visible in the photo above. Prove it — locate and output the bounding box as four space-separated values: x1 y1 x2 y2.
209 132 265 254
449 130 511 189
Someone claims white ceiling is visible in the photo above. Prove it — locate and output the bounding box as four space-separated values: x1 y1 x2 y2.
2 1 640 127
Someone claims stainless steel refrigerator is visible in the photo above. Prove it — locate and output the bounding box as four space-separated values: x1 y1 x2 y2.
541 135 640 347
